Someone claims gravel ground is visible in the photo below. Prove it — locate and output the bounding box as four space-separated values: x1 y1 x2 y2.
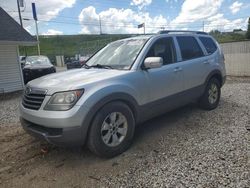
0 77 249 188
0 91 22 127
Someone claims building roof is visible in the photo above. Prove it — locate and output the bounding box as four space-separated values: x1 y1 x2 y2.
0 7 37 45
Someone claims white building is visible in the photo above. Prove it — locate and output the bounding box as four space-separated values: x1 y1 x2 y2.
0 7 36 93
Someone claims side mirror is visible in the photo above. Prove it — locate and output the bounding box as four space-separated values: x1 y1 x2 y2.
143 57 163 69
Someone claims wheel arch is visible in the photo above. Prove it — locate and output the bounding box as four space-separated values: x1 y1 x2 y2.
81 92 140 144
205 70 223 87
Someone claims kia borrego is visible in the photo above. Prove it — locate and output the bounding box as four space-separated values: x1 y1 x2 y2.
20 31 226 158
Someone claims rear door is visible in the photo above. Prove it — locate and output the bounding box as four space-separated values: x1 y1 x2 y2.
198 36 219 74
175 35 208 90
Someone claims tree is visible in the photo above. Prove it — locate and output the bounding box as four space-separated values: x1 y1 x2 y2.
209 30 221 35
246 17 250 39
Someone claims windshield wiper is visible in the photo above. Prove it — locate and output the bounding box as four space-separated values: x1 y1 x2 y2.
82 64 91 69
88 64 113 69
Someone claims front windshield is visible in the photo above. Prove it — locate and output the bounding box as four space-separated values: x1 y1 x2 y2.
86 38 148 70
26 56 51 65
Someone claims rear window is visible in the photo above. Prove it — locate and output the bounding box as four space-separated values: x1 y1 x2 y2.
199 37 217 54
177 36 204 61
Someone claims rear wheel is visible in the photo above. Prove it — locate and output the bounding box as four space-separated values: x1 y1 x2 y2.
199 78 221 110
87 101 135 158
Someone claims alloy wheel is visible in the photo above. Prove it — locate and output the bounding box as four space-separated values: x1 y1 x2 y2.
101 112 128 147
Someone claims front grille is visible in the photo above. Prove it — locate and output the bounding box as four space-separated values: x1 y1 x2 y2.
22 87 46 110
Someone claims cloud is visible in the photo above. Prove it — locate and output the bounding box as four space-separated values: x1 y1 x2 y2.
78 6 168 34
230 1 243 14
1 0 76 32
171 0 223 25
42 29 63 35
168 0 246 32
166 0 178 3
204 13 247 32
130 0 152 9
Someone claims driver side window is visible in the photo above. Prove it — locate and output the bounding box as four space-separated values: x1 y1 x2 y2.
146 37 176 65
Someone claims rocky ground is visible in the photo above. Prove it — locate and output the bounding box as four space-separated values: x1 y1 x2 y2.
0 77 249 188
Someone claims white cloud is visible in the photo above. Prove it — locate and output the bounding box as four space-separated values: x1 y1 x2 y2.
78 6 168 34
204 13 247 32
166 0 178 3
230 1 243 14
42 29 63 35
130 0 152 9
171 0 223 25
168 0 246 32
1 0 76 33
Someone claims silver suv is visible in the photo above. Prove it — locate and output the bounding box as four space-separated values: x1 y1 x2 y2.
20 31 226 157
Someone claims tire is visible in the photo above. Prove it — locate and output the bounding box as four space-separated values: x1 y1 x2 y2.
87 101 135 158
199 78 221 110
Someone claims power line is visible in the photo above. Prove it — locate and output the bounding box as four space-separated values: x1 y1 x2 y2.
22 17 248 31
6 4 248 27
20 11 249 28
25 15 248 27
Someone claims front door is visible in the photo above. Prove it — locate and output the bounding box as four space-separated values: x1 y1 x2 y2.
142 37 185 115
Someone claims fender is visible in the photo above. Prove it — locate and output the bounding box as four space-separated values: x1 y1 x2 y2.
80 92 140 144
204 69 224 87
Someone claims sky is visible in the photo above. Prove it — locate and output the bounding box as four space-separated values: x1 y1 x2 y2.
0 0 249 35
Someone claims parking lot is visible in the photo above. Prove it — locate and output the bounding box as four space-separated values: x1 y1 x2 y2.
0 77 249 187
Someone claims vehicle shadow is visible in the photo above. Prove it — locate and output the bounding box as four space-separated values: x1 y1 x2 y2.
46 103 202 160
31 98 232 161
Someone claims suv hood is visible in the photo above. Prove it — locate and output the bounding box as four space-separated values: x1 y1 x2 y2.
28 68 129 94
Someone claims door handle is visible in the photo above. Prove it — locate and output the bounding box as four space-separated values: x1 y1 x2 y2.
203 60 210 64
174 67 182 72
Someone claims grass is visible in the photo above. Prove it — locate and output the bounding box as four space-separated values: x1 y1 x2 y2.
19 32 248 63
19 34 133 63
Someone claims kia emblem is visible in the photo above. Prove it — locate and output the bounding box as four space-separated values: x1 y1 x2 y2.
26 87 32 94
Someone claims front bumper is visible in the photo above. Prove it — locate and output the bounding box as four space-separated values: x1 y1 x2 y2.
20 118 84 146
19 102 91 146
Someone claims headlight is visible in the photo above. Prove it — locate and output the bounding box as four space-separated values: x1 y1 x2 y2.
44 89 84 111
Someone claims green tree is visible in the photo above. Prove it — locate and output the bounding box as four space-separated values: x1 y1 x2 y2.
246 17 250 39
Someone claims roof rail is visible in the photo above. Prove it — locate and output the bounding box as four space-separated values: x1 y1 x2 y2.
158 30 208 35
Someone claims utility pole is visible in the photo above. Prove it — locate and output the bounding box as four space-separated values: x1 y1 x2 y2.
35 20 40 55
32 3 40 55
143 23 145 34
16 0 23 27
99 15 102 35
17 0 28 56
202 21 205 32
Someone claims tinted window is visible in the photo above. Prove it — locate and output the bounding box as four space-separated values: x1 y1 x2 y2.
199 37 217 54
146 37 176 65
177 36 204 61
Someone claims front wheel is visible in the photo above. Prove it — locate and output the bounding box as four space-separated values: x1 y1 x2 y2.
199 78 221 110
87 101 135 158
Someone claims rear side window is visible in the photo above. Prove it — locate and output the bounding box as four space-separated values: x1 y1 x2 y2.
199 37 217 54
177 36 204 61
